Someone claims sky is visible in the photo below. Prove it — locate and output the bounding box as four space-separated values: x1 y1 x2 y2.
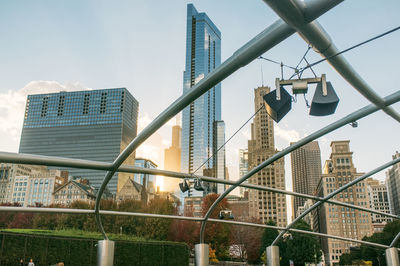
0 0 399 215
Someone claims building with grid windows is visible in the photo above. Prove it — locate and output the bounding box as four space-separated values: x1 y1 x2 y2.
0 163 48 204
314 141 373 265
366 178 392 232
18 88 138 194
290 141 322 218
386 151 400 216
181 4 223 198
247 87 287 227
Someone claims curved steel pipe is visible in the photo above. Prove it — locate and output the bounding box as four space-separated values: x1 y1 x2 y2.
390 232 400 248
93 0 348 240
1 152 398 221
263 0 400 123
94 19 296 239
199 90 400 243
0 206 393 250
271 156 400 246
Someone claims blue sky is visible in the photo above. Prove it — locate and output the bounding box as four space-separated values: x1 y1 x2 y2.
0 1 399 199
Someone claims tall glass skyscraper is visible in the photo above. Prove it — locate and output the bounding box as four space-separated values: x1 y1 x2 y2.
181 4 222 197
19 88 138 194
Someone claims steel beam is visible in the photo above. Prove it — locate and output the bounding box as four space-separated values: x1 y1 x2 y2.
263 0 400 123
200 90 400 243
93 0 347 240
0 206 393 250
271 156 400 245
94 19 298 239
390 232 400 248
1 152 397 220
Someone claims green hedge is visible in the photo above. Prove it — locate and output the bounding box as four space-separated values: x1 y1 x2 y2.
0 231 189 266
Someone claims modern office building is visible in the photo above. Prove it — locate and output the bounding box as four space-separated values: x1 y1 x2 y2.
133 158 157 193
314 141 373 265
181 4 222 198
247 87 287 227
214 120 226 194
239 149 249 198
164 123 182 193
290 141 322 218
18 88 138 194
366 178 392 232
386 151 400 216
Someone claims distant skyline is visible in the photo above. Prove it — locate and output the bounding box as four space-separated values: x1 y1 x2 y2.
1 1 399 201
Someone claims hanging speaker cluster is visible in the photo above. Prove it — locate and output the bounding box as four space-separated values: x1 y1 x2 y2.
262 74 339 122
309 81 339 116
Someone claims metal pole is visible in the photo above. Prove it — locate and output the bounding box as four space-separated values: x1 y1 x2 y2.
195 243 209 266
391 232 400 248
97 240 114 266
200 90 400 243
267 246 280 266
385 248 400 266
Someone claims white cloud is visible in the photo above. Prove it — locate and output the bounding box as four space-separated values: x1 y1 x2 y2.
274 124 301 144
0 80 88 152
241 129 251 140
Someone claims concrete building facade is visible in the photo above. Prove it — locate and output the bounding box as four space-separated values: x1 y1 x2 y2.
53 179 97 206
247 87 287 227
386 151 400 216
290 141 322 218
366 178 392 232
314 141 373 265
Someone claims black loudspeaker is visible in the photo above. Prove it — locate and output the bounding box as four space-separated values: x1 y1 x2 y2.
309 81 339 116
193 179 205 191
179 180 189 193
263 87 292 122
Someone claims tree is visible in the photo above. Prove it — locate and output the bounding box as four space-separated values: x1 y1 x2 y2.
339 220 400 265
285 220 322 266
259 220 280 258
168 206 199 249
141 197 177 240
32 203 63 230
0 202 20 228
201 193 231 260
114 199 145 236
231 217 263 263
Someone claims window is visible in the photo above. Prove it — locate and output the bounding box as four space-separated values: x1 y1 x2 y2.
83 93 90 114
100 92 107 114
